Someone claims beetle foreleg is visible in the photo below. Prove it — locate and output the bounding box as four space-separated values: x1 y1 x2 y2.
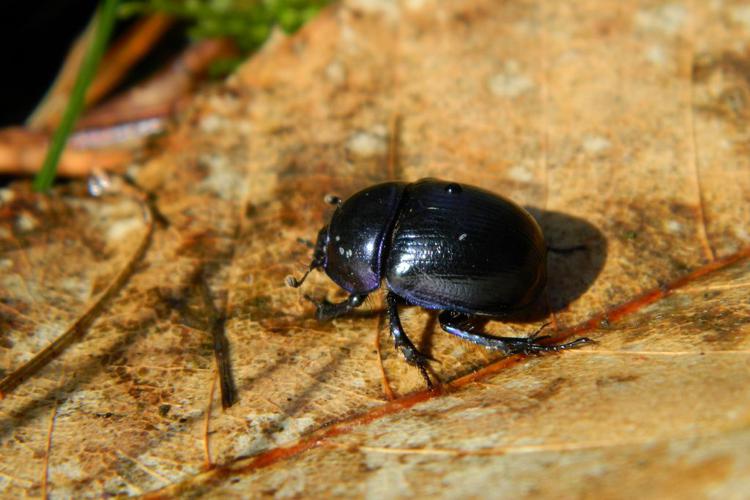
439 311 593 356
386 292 435 389
286 227 329 288
305 293 367 321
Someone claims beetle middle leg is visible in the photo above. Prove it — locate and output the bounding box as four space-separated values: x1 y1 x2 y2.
386 292 434 389
439 311 592 355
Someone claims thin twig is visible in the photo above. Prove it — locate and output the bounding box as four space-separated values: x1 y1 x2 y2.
196 274 237 409
332 437 653 457
204 372 218 469
542 290 559 331
0 472 33 488
40 400 59 500
565 348 750 357
684 10 715 262
374 314 395 401
114 450 170 485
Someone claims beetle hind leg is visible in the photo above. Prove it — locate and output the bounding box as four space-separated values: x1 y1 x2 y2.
439 311 592 355
386 292 435 389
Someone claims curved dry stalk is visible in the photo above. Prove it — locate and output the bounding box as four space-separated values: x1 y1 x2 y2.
0 187 154 398
374 312 395 401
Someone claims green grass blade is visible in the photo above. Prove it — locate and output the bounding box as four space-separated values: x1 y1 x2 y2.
33 0 120 192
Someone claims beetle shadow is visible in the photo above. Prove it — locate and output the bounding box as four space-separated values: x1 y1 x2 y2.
503 207 607 323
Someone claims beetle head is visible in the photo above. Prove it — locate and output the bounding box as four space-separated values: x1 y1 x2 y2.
322 182 405 294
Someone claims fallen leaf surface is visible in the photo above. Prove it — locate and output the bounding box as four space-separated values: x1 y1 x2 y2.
1 0 750 498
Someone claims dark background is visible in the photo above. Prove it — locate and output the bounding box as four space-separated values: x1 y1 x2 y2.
0 0 99 126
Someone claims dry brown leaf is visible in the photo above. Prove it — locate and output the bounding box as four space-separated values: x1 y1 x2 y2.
1 0 749 497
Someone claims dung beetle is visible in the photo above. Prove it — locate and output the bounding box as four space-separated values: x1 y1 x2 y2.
287 179 591 387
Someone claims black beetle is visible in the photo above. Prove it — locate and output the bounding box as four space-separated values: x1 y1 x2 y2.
287 178 591 387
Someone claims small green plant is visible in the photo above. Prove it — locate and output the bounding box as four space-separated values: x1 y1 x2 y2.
120 0 331 52
120 0 332 74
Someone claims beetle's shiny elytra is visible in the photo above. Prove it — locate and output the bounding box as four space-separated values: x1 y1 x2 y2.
288 179 591 387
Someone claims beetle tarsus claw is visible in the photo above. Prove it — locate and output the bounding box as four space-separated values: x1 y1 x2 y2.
288 267 314 288
565 337 594 348
314 304 328 321
399 343 436 389
296 237 315 249
518 336 594 355
286 275 300 288
402 349 435 389
418 364 434 390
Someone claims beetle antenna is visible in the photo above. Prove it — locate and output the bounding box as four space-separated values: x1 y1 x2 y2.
324 194 342 206
286 268 313 288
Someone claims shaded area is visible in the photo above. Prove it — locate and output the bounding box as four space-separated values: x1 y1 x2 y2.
533 208 608 315
0 0 98 125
